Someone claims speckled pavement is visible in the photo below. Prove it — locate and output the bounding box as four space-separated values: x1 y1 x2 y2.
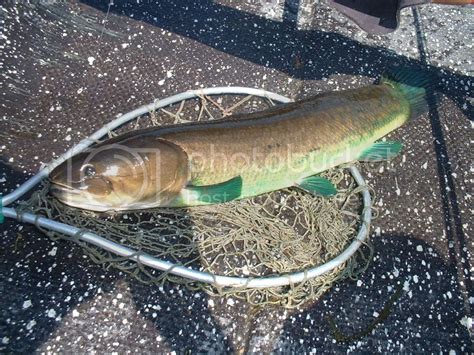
1 0 472 353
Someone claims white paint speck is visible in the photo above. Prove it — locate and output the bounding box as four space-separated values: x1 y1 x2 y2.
22 300 32 309
26 320 36 330
403 280 410 292
460 316 472 332
226 298 235 306
87 56 96 65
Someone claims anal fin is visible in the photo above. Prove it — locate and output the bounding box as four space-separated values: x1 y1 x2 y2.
296 175 337 197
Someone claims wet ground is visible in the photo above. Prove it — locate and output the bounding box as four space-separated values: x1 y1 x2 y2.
0 0 472 353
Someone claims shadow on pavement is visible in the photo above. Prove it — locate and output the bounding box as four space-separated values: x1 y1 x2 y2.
129 280 235 353
276 234 472 352
412 7 472 307
0 160 228 352
81 0 472 119
0 161 116 352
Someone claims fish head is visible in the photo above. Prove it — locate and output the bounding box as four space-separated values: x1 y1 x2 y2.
49 139 189 211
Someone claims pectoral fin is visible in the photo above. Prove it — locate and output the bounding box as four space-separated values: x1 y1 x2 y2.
358 141 403 162
185 176 243 204
296 175 337 196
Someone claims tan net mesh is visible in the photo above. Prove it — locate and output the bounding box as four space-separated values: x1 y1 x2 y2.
18 93 373 308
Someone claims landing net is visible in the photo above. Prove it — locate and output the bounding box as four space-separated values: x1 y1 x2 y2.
12 89 373 308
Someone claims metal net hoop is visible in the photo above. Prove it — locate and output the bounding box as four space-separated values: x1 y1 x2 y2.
4 87 373 307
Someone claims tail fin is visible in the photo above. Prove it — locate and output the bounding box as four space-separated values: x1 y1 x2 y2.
380 68 434 119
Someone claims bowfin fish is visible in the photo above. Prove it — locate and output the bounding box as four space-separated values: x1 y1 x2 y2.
50 68 431 211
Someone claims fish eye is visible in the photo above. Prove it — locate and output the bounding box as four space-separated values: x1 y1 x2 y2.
82 164 96 177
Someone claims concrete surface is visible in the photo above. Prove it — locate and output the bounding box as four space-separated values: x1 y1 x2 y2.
0 0 472 353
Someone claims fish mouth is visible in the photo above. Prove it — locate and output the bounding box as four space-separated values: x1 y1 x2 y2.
49 182 81 196
49 184 113 212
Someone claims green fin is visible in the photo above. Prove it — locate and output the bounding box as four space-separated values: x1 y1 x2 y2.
187 176 242 204
297 175 337 197
358 141 403 162
380 68 433 119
